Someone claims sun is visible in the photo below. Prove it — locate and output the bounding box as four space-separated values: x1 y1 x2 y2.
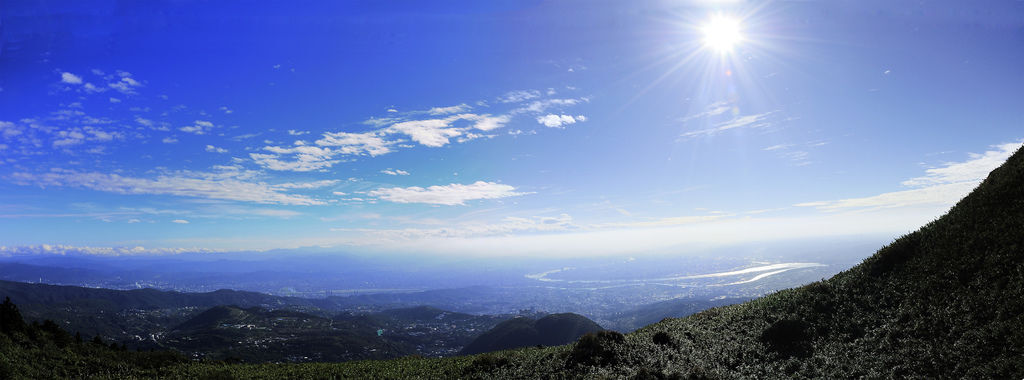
701 15 743 53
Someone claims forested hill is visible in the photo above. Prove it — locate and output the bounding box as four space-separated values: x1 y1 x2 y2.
460 313 603 355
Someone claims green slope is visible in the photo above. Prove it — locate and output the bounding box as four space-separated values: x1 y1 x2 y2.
460 146 1024 378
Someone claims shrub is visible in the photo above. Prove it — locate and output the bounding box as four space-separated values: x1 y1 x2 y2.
652 331 675 347
760 319 812 358
566 330 624 368
464 353 510 375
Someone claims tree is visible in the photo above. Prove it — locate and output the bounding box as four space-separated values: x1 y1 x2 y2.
0 296 26 336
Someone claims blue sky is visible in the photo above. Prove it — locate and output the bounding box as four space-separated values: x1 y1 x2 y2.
0 0 1022 257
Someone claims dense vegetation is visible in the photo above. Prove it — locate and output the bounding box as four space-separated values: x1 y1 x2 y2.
451 145 1024 378
0 297 186 379
460 313 603 355
2 146 1022 378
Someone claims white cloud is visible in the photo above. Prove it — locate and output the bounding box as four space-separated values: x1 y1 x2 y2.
61 72 83 85
499 90 541 103
108 75 142 95
515 98 584 114
680 101 733 122
220 106 233 114
386 114 510 147
315 131 393 156
592 214 729 228
172 219 190 224
368 181 528 205
795 182 978 212
381 169 410 176
242 91 584 171
387 118 463 147
536 114 585 128
271 180 339 189
11 169 326 205
763 144 792 151
796 141 1023 212
472 115 510 131
205 145 228 153
82 83 104 93
334 214 575 239
428 103 471 115
162 136 179 144
902 141 1023 187
179 120 214 135
109 97 121 103
0 245 225 257
680 111 778 138
251 145 339 172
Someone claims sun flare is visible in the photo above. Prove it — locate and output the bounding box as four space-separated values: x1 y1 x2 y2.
701 15 743 52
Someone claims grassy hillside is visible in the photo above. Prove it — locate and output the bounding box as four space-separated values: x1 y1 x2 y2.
2 146 1022 378
452 145 1024 378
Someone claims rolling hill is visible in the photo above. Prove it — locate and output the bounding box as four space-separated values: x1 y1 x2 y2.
460 313 603 355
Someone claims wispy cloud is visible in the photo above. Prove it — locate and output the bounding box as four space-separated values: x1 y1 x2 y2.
11 169 329 206
536 114 586 128
679 101 733 122
248 91 583 171
251 145 339 172
333 214 575 239
680 111 779 138
902 141 1023 187
368 181 528 205
514 98 585 114
428 103 471 115
387 118 464 147
179 120 214 135
205 145 228 153
592 214 729 228
381 169 410 176
0 245 226 257
498 90 541 103
314 131 393 156
796 140 1023 212
61 72 83 85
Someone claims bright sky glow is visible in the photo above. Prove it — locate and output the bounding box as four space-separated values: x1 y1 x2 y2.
0 1 1022 257
701 15 743 52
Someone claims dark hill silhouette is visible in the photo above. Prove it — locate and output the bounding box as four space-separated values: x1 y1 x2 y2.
460 313 603 355
0 280 318 311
